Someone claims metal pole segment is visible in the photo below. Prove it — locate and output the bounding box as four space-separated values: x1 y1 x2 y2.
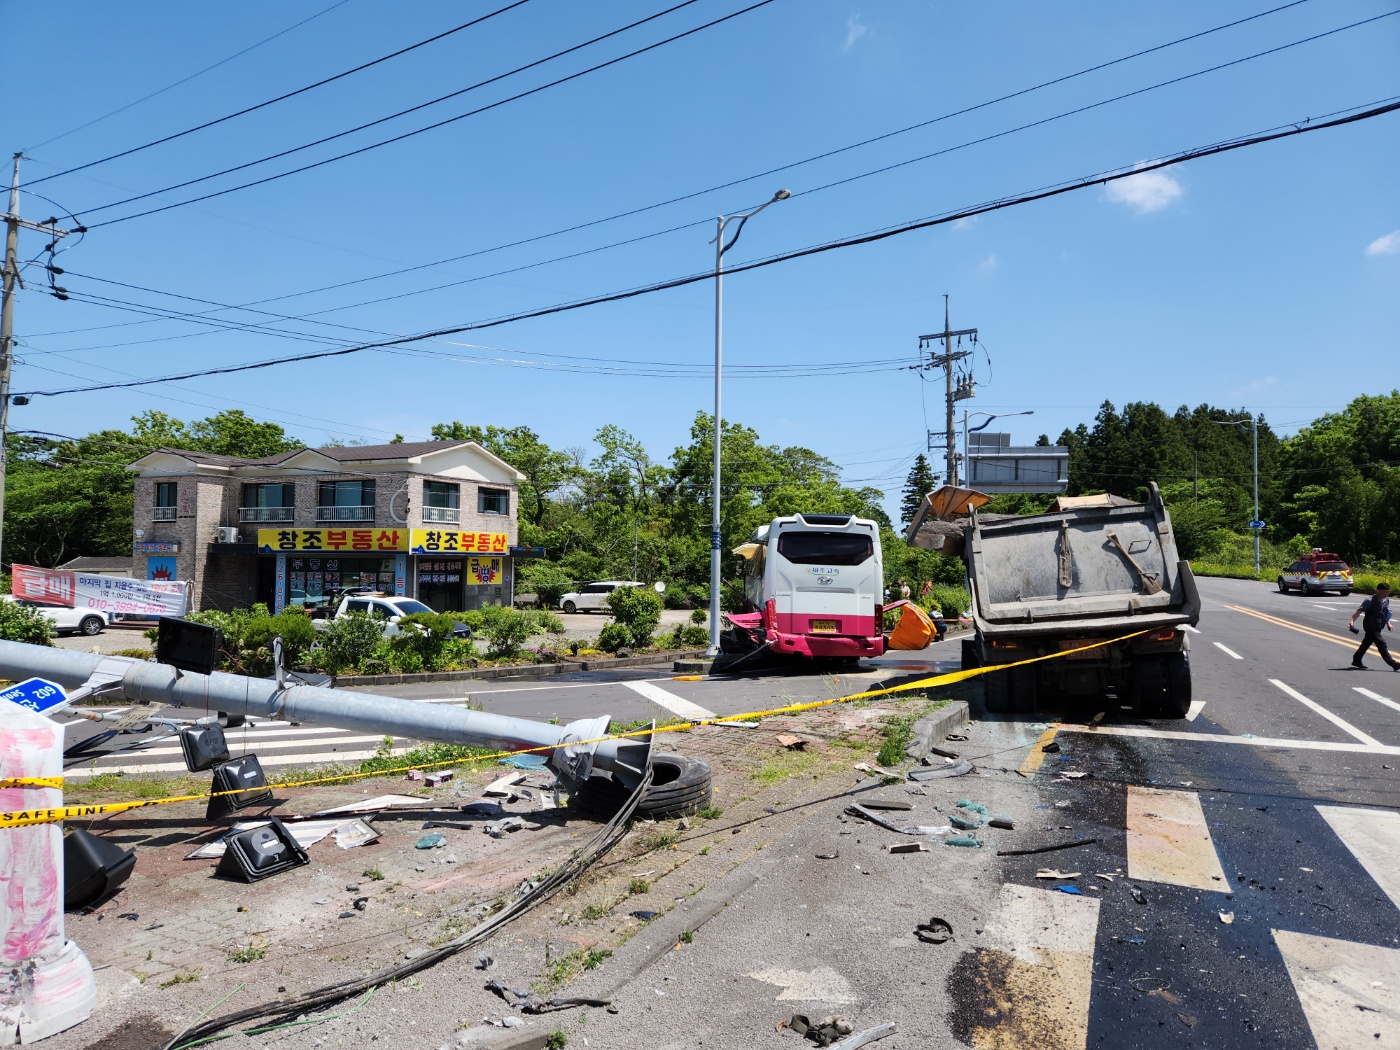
0 641 651 789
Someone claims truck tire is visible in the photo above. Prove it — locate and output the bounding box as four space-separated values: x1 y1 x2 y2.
1161 652 1192 719
570 755 714 820
1009 664 1038 714
982 667 1011 714
1128 656 1169 717
961 638 980 670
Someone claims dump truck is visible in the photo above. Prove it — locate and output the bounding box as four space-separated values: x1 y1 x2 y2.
958 483 1201 717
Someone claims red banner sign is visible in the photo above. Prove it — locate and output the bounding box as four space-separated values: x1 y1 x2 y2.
11 565 76 606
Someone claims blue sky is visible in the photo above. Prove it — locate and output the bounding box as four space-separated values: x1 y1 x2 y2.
7 1 1398 516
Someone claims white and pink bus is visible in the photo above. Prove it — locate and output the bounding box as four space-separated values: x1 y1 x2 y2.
727 513 885 661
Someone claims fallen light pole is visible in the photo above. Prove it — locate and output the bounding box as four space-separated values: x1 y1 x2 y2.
0 641 653 791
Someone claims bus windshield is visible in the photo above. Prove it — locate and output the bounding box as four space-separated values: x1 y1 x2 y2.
777 531 873 566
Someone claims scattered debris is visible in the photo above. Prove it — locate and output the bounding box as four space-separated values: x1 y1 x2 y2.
1096 873 1119 882
1041 742 1061 754
333 819 379 850
887 842 927 854
1218 910 1235 924
353 896 369 911
943 836 981 848
996 838 1099 857
815 851 840 860
1130 886 1148 905
186 817 374 859
927 746 960 759
829 1022 898 1050
1059 771 1089 780
460 801 505 818
484 817 526 838
425 771 454 787
631 910 660 921
914 918 953 944
858 798 914 811
415 833 447 850
785 1013 853 1046
988 816 1014 830
907 759 974 780
482 772 527 798
1055 885 1084 895
476 953 495 970
776 734 810 750
1130 976 1169 993
405 769 424 781
1035 869 1080 879
845 803 912 834
498 754 548 769
315 793 438 816
712 719 760 728
1176 1013 1197 1028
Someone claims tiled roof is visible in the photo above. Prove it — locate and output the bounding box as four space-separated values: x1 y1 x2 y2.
310 441 467 461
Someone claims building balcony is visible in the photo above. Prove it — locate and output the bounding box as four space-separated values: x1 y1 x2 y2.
239 506 295 523
422 505 460 524
153 507 177 522
315 505 375 522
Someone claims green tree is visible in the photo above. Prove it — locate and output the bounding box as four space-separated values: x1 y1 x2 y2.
900 454 936 528
430 422 578 528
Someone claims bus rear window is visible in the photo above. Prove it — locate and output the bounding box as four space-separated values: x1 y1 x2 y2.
777 531 873 566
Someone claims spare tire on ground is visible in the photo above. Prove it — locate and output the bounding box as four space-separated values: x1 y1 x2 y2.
570 754 714 820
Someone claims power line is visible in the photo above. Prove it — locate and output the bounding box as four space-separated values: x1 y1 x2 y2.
15 96 1399 399
22 0 358 152
77 0 783 226
24 0 535 185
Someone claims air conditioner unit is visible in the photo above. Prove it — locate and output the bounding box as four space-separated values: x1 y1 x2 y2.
216 527 240 544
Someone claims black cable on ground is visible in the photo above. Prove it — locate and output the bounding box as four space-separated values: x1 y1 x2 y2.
157 768 654 1050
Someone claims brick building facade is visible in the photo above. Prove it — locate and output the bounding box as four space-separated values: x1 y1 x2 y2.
127 441 525 613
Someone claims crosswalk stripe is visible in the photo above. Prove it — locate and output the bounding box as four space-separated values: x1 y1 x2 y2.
1354 687 1400 714
1213 642 1243 659
75 732 402 762
621 680 716 720
1269 680 1383 746
960 884 1099 1050
64 747 394 779
1058 722 1400 755
1316 805 1400 911
1126 786 1227 892
1273 930 1400 1049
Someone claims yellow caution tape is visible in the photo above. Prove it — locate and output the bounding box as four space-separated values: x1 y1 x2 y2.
0 629 1153 828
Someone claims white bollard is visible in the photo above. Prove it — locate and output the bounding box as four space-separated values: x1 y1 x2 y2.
0 701 96 1045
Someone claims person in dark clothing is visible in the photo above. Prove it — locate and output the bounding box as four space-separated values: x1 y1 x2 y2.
1349 582 1398 670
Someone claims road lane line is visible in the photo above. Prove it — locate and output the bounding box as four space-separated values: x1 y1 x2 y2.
1316 805 1400 911
962 884 1100 1050
1273 930 1400 1049
622 680 716 720
1269 680 1382 746
1126 786 1227 892
1186 700 1205 721
1056 723 1400 755
1213 642 1243 660
1018 725 1060 776
1354 687 1400 714
1224 604 1354 650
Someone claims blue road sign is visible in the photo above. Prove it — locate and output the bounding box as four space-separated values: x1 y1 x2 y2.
1248 519 1267 530
0 677 68 715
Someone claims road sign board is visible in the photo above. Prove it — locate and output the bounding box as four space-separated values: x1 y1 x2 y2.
1248 519 1267 530
0 677 68 716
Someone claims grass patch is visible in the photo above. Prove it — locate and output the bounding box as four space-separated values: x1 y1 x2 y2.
877 713 916 767
635 827 679 852
540 948 612 992
678 930 693 944
608 716 687 735
749 749 827 785
226 943 266 964
580 902 610 921
110 647 153 660
628 877 649 895
546 1033 568 1050
159 969 200 989
429 916 466 947
362 867 385 881
695 805 723 820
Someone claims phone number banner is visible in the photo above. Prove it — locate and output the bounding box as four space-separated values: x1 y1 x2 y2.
11 564 189 617
409 529 509 555
258 528 408 552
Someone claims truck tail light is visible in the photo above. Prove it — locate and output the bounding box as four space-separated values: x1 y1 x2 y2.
1151 628 1179 642
991 640 1020 650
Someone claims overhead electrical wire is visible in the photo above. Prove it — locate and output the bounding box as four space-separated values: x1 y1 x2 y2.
75 0 784 226
16 96 1398 400
24 0 536 185
22 0 358 152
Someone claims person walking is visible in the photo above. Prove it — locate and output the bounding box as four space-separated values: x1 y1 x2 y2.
898 579 912 601
1349 582 1398 670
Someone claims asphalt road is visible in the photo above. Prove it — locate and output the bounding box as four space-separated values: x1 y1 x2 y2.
49 576 1400 1048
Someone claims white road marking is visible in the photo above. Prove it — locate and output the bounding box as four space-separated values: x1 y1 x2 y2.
1316 806 1400 911
621 680 716 720
1057 723 1400 756
77 732 400 762
1273 930 1400 1050
416 677 678 701
1126 787 1227 892
64 747 393 779
1269 679 1383 747
1213 642 1243 660
1182 624 1201 634
1355 687 1400 714
1186 701 1206 721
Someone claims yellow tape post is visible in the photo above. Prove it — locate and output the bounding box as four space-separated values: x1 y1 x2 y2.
0 629 1154 828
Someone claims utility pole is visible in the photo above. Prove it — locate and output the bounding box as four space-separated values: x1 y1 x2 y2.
0 153 69 570
919 296 976 486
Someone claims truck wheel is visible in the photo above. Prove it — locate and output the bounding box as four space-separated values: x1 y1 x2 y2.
1161 652 1192 719
961 638 980 670
982 667 1011 714
1129 657 1169 717
1009 664 1038 714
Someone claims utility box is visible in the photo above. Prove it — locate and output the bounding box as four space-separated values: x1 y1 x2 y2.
962 482 1200 717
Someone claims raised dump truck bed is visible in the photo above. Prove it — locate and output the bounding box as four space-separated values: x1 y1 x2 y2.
962 483 1200 717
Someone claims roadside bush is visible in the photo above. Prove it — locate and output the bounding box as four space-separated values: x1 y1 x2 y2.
519 563 572 609
679 624 709 648
0 600 53 645
924 583 969 620
389 611 464 672
185 605 318 675
597 622 631 653
689 608 706 626
533 610 566 635
483 607 533 657
605 585 662 648
317 612 383 673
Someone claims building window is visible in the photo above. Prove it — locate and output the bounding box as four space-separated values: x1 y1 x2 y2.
422 481 460 523
154 481 177 521
240 482 295 523
317 480 375 522
478 487 509 515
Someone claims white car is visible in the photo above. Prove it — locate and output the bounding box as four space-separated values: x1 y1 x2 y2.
325 594 471 638
559 581 645 614
3 596 108 636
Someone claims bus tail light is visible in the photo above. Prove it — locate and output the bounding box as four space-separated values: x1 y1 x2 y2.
764 598 776 634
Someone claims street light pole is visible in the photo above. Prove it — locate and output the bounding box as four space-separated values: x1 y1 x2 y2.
708 189 789 656
962 410 1034 489
1215 416 1261 574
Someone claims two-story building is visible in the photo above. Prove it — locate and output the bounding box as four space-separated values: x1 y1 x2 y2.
127 440 527 613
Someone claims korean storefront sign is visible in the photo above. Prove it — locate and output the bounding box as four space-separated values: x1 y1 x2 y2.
11 563 189 617
467 557 502 584
258 528 408 552
409 529 509 555
133 541 179 554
